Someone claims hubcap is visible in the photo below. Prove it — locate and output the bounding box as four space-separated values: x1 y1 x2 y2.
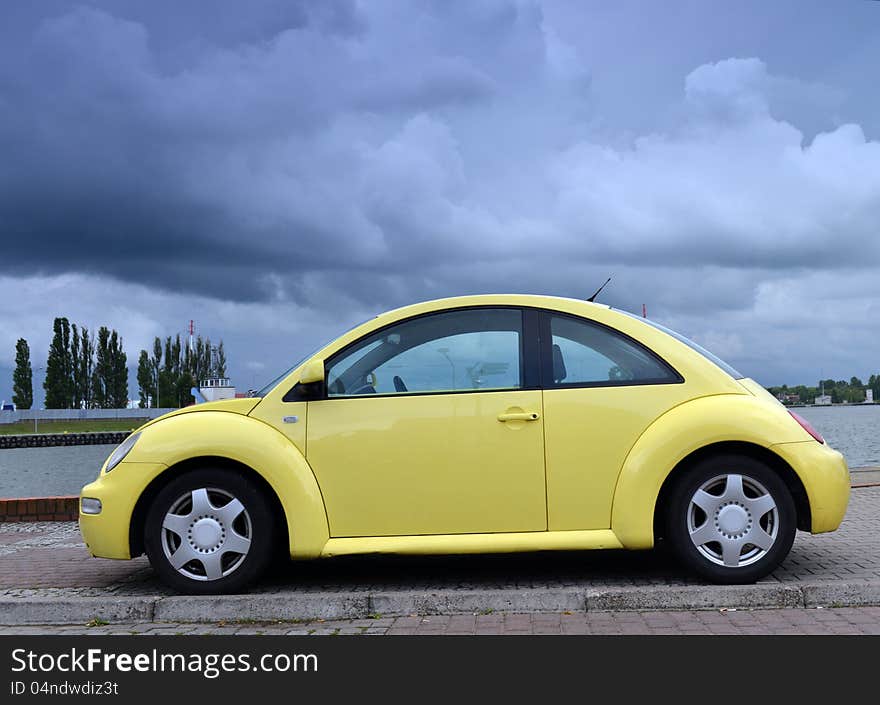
716 504 750 537
160 487 252 581
190 518 224 552
687 473 779 569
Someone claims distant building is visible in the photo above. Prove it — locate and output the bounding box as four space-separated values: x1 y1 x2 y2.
814 394 832 406
867 389 875 404
199 377 236 402
776 393 800 405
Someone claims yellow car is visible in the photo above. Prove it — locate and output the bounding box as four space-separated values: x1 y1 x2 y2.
79 295 850 594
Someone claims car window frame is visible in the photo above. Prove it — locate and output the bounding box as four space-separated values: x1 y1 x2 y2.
289 306 542 401
537 310 684 390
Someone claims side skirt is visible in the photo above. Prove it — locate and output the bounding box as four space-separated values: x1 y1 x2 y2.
319 529 623 558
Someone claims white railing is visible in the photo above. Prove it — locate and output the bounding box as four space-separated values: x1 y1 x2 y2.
0 408 176 425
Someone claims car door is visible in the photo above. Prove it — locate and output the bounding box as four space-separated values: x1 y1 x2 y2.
306 307 547 538
539 311 688 531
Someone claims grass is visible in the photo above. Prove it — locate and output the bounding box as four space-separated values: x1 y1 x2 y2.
0 419 147 436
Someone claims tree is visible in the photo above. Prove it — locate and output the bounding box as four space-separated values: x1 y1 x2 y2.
152 337 162 406
137 350 153 408
194 336 206 382
90 327 128 408
12 338 33 409
216 341 227 378
108 330 128 407
92 326 111 408
44 317 73 409
179 340 195 406
79 327 95 409
171 335 182 380
71 324 82 408
172 334 195 407
159 336 175 407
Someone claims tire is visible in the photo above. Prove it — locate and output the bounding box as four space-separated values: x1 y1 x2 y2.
664 454 796 584
144 467 276 594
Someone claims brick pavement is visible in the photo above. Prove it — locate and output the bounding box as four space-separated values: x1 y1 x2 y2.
2 487 877 594
0 487 877 627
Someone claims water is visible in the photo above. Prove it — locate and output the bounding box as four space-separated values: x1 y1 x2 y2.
794 405 880 469
0 444 114 499
0 405 877 498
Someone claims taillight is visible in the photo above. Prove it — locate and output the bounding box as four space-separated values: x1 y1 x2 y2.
789 410 824 444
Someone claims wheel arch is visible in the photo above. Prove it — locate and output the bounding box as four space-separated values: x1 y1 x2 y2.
129 455 290 559
123 411 330 559
651 441 811 544
610 393 814 549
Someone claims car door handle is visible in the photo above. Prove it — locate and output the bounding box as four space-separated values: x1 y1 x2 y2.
497 412 540 422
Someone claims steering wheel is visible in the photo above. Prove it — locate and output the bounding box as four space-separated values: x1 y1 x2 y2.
350 371 378 395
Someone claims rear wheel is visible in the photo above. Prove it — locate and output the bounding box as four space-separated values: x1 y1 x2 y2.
144 468 276 594
665 455 796 584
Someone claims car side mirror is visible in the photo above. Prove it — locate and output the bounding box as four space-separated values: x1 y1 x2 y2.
299 359 325 385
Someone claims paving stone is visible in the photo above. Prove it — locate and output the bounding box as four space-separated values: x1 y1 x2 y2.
0 488 878 626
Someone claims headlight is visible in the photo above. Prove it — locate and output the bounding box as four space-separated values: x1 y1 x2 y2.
105 432 142 472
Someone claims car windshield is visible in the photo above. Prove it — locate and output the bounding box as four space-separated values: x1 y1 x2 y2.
618 310 745 380
254 316 377 396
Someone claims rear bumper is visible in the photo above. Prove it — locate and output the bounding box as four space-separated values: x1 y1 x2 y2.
770 440 850 534
79 461 168 560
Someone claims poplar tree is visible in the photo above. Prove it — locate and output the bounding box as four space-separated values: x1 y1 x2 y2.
78 327 95 409
137 350 153 408
216 341 227 377
71 324 82 408
44 317 73 408
12 338 33 410
108 330 128 407
92 326 110 408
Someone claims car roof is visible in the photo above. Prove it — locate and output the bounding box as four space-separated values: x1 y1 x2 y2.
256 292 747 402
376 294 610 322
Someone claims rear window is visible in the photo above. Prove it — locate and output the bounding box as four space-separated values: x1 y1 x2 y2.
618 310 745 380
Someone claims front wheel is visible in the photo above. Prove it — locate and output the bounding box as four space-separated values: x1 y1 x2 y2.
664 455 796 584
144 468 276 594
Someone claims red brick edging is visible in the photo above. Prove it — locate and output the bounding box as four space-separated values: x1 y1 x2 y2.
0 496 79 522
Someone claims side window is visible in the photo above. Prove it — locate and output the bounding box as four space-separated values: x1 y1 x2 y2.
326 309 523 397
549 315 678 386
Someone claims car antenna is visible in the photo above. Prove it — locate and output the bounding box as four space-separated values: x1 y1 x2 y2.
586 276 612 302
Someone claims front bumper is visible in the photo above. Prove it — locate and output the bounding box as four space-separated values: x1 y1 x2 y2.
79 461 168 560
770 440 850 534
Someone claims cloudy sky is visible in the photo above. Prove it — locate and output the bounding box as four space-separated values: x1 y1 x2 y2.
2 0 879 405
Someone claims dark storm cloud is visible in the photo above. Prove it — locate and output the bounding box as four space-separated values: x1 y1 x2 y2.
4 0 880 312
0 1 537 304
2 2 879 305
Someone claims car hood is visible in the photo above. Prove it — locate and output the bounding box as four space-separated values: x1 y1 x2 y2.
138 398 261 431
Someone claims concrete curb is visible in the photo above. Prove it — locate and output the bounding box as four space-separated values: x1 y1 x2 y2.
3 582 880 625
369 589 587 616
0 597 155 626
585 584 806 611
154 593 372 623
802 582 880 608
